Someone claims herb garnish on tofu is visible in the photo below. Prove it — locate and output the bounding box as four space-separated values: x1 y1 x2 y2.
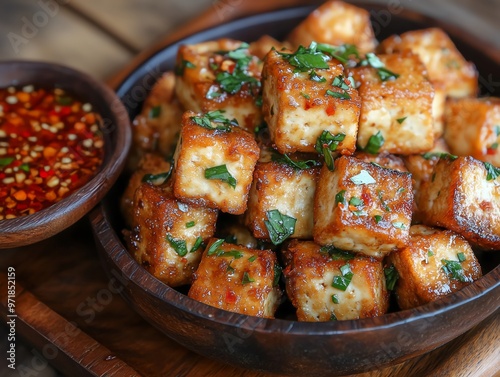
205 164 237 188
360 53 400 81
264 209 296 245
315 130 346 170
190 110 238 132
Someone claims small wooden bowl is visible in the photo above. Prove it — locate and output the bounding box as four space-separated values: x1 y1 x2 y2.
91 5 500 376
0 61 131 249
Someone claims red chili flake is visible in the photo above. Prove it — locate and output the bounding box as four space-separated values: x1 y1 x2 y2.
225 289 237 304
326 104 336 116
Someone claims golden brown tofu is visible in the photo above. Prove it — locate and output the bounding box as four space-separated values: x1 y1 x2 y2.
249 35 291 60
379 28 478 98
353 151 408 173
188 239 282 318
418 156 500 250
129 182 218 287
444 97 500 166
348 51 435 155
314 156 413 258
173 111 260 215
388 225 482 310
262 49 361 154
128 72 183 171
283 240 388 321
174 39 262 132
432 83 446 138
287 1 377 54
245 158 320 241
120 153 171 226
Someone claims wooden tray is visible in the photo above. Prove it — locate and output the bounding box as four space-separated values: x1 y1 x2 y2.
1 1 500 376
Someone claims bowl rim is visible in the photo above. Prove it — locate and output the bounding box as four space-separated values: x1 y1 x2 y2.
92 4 500 336
0 60 132 249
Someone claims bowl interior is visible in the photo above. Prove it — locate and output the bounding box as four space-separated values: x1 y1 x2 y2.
0 61 131 249
93 4 500 376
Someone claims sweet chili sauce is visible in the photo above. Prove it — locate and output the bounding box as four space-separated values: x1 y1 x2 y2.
0 85 104 220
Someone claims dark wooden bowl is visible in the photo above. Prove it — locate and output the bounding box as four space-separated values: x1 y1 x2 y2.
90 5 500 376
0 61 131 249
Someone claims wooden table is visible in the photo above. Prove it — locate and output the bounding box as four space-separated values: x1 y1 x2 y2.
1 1 500 376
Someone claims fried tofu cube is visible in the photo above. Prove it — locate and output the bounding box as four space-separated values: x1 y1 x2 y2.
121 153 171 226
245 158 320 240
432 83 446 138
388 225 482 310
128 72 183 171
418 156 500 249
262 49 361 154
379 28 478 98
444 97 500 166
129 182 218 287
249 35 291 60
348 51 435 154
283 240 388 321
174 39 262 132
173 111 260 215
188 239 282 318
287 1 377 54
353 151 408 173
314 156 413 258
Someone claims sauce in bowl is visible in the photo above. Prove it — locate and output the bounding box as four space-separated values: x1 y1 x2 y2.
0 86 104 220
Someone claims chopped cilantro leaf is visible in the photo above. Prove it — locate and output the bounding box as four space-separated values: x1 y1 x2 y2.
314 130 346 170
332 263 354 291
142 169 172 185
397 117 407 124
185 221 195 228
175 59 196 76
331 294 339 304
319 245 355 260
205 165 237 188
273 264 282 287
242 271 255 285
149 105 161 119
364 131 384 154
166 234 188 257
384 265 399 290
264 209 296 245
272 152 321 170
190 110 238 131
335 190 346 206
207 239 225 256
442 259 467 282
483 162 500 181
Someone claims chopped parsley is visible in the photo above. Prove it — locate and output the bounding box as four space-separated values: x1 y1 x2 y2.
442 258 467 282
332 263 354 291
428 250 434 257
207 239 225 256
315 43 360 64
350 170 376 185
326 75 354 99
319 245 355 260
205 164 237 188
190 110 238 132
396 117 407 124
190 237 204 253
264 209 296 245
483 161 500 181
272 152 321 170
326 89 350 100
349 196 363 207
360 53 400 81
331 294 340 304
457 252 466 263
374 215 383 224
142 169 172 185
335 190 346 206
300 92 310 100
217 250 244 259
377 190 391 212
215 43 260 94
330 313 338 321
363 131 384 154
248 255 257 262
277 42 330 72
242 271 255 285
309 71 327 82
185 221 195 228
19 163 30 172
384 265 399 290
149 105 161 119
175 59 196 76
314 130 346 170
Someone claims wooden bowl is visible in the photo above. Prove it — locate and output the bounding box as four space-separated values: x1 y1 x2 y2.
0 61 131 249
90 5 500 376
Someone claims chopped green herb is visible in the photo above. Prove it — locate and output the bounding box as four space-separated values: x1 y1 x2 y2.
141 169 172 185
0 157 15 168
397 117 407 124
185 221 195 228
207 239 225 256
350 169 376 185
332 75 353 90
326 89 350 100
277 42 330 72
272 152 321 170
331 294 339 304
210 63 219 70
374 215 383 224
428 250 434 257
206 87 222 99
226 262 235 274
175 59 196 76
255 96 263 107
360 53 400 81
377 190 391 212
495 125 500 137
315 43 360 64
349 196 363 207
190 110 238 132
218 250 244 259
319 245 355 260
483 162 500 181
364 131 384 154
352 210 367 217
56 95 73 105
442 259 467 282
396 187 406 195
190 237 204 253
457 252 466 263
489 142 499 150
392 222 406 229
335 190 346 206
330 313 338 321
205 164 237 188
273 264 282 287
19 163 30 172
314 130 346 170
384 265 399 290
332 263 354 291
421 152 457 161
166 234 188 257
248 255 257 262
264 209 296 245
300 92 310 100
149 105 161 119
309 71 327 82
242 271 255 285
217 70 259 94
